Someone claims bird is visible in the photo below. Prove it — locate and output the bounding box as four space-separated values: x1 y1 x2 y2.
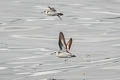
55 32 76 58
43 6 63 20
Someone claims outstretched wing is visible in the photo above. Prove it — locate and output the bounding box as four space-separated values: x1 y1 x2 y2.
66 38 72 51
58 32 67 51
48 6 56 12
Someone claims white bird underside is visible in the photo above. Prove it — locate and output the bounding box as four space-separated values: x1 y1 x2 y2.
56 52 75 58
46 12 58 16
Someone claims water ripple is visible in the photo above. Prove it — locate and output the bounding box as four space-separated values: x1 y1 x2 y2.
92 11 120 15
11 35 56 40
0 26 41 32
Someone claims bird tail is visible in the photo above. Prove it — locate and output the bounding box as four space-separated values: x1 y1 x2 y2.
57 13 63 16
71 55 76 57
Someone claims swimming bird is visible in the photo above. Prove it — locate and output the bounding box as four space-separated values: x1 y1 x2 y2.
43 6 63 20
55 32 76 58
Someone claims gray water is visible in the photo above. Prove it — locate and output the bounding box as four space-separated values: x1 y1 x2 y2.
0 0 120 80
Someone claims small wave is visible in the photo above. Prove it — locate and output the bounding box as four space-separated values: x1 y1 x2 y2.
0 26 40 32
9 19 22 23
81 24 91 26
92 11 120 15
26 19 38 21
68 3 84 6
55 24 68 26
17 53 50 60
105 17 120 19
33 5 47 9
102 65 120 70
12 65 24 69
40 18 56 21
83 7 102 10
78 18 94 20
16 72 31 75
0 48 8 51
112 44 120 47
42 78 64 80
12 34 56 40
77 21 113 24
30 70 61 76
0 67 8 70
0 22 7 25
18 56 41 60
9 48 51 52
75 37 120 42
7 62 40 64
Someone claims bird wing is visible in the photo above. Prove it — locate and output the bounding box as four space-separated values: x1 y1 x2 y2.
58 32 67 51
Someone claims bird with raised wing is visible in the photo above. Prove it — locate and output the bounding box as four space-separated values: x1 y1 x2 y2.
55 32 76 58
